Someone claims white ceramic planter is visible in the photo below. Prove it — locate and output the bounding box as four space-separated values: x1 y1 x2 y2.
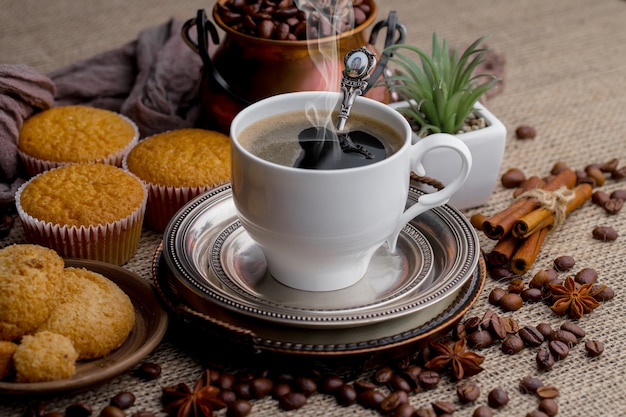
389 101 507 209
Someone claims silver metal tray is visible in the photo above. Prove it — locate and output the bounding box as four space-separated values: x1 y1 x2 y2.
163 183 479 328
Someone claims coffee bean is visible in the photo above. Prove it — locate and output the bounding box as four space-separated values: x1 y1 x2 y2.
354 379 377 392
431 401 456 415
592 190 610 206
519 326 545 347
136 362 161 380
457 381 481 403
553 255 575 271
515 125 536 139
604 198 624 215
472 405 494 417
535 323 553 338
487 387 509 408
66 403 93 417
592 226 618 241
501 168 526 188
536 349 555 371
467 330 495 349
612 166 626 179
379 390 408 413
574 267 598 285
521 287 543 302
483 312 506 339
418 370 440 389
560 322 585 338
415 407 437 417
336 384 357 406
272 382 291 399
295 376 317 396
402 365 423 388
611 189 626 200
464 316 482 332
218 373 237 390
502 335 525 354
508 278 525 293
585 339 605 357
227 399 252 417
389 374 413 392
519 376 543 394
592 284 615 301
233 382 252 400
278 391 307 410
536 385 560 399
550 329 578 347
374 366 394 385
502 316 520 334
488 266 515 280
601 158 619 173
529 270 554 289
99 406 124 417
538 398 559 417
488 287 506 305
358 388 385 409
499 293 523 311
219 389 237 404
130 412 157 417
111 392 135 410
525 411 549 417
586 166 606 186
548 340 569 360
320 375 344 394
251 377 274 398
393 403 416 417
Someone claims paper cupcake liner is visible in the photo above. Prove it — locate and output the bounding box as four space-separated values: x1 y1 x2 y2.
143 182 228 233
15 170 148 266
18 113 140 177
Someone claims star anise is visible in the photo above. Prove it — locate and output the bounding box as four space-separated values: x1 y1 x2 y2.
424 338 485 380
162 370 225 417
550 276 605 319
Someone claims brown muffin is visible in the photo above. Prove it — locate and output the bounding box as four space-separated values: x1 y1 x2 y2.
37 267 135 360
15 164 147 265
18 105 138 176
0 244 65 341
124 128 231 231
13 331 78 383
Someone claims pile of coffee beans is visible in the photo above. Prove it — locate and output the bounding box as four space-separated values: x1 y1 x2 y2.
216 0 372 40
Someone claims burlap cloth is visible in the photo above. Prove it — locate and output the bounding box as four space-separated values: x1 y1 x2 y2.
1 0 626 415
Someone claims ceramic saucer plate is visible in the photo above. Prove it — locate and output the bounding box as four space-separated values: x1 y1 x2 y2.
163 183 479 328
0 259 168 395
154 245 485 355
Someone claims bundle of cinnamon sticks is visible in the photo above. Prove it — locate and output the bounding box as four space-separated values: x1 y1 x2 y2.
473 167 592 277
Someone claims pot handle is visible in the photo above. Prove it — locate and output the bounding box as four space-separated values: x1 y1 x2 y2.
181 9 252 105
363 11 407 94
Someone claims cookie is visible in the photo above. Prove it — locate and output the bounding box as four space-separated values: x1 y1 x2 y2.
13 331 78 383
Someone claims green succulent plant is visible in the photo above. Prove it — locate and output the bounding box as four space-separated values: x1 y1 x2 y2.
383 33 500 136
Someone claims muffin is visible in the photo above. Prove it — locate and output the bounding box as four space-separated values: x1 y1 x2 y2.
124 128 231 232
0 244 65 341
18 105 139 176
15 164 147 265
37 267 135 360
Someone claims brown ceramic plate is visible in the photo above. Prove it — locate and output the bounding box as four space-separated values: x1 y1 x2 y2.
0 259 168 395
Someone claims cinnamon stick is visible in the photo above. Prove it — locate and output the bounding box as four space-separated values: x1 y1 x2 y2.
511 226 549 275
512 183 593 238
486 233 519 266
513 175 545 198
482 168 577 240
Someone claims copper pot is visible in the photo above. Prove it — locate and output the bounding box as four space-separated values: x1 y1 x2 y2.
182 1 405 134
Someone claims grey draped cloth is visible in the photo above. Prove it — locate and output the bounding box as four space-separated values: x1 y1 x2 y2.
0 18 203 205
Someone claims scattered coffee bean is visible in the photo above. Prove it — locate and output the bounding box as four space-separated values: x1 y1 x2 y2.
550 329 578 347
521 287 543 302
553 255 575 271
374 366 394 385
272 382 292 399
136 362 161 380
592 226 618 241
501 168 527 188
110 392 135 410
251 377 274 398
415 407 437 417
488 266 515 280
219 389 237 404
515 125 536 139
585 339 605 357
538 398 559 416
525 411 549 417
488 287 506 305
612 166 626 179
227 399 252 417
456 380 481 403
519 326 545 347
502 335 525 354
431 401 456 415
487 387 509 408
592 190 610 206
66 403 93 417
464 316 482 332
402 365 423 388
574 267 598 285
508 278 525 293
586 166 606 186
393 403 416 417
611 189 626 200
560 322 585 339
295 376 317 396
320 375 344 394
472 404 494 417
519 376 544 394
336 384 357 406
604 198 623 215
418 370 440 390
548 340 569 360
233 382 252 400
278 391 307 410
601 158 619 173
357 389 385 409
535 323 553 339
380 390 408 413
536 349 555 371
389 374 413 392
354 379 377 393
468 330 495 349
592 284 615 301
99 406 124 417
536 385 560 399
130 412 157 417
500 293 524 311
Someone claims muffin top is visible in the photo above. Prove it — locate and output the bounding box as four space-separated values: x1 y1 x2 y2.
18 105 137 163
125 128 231 188
17 164 146 227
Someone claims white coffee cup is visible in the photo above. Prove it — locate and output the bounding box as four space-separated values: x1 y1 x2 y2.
230 91 471 292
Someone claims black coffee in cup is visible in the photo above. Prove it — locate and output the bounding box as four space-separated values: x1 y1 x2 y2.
238 110 404 170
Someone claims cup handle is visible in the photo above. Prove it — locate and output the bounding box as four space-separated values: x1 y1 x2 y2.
386 133 472 251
